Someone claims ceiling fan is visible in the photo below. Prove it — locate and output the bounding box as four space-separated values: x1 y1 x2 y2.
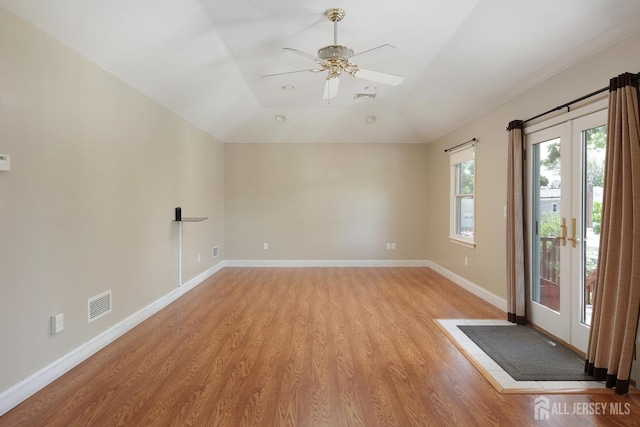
263 8 404 100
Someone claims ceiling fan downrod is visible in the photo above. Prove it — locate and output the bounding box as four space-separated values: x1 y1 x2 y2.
325 8 345 45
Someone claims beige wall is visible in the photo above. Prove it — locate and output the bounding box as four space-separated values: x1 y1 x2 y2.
425 30 640 299
224 143 429 260
0 8 223 392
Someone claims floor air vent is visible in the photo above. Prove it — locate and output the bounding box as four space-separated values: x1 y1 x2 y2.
88 290 112 323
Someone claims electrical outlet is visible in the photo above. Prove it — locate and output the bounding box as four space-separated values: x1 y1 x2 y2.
263 243 269 250
391 243 396 250
386 243 391 249
50 313 64 335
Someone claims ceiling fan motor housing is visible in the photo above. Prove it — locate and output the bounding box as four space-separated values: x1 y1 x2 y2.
318 45 354 60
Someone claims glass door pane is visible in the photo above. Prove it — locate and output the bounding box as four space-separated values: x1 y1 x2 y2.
532 138 562 312
581 125 607 326
528 121 571 343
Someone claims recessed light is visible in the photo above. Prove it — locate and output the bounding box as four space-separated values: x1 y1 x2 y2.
275 114 286 122
365 115 377 124
281 85 295 90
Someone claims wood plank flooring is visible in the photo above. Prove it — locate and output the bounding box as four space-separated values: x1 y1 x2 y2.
2 267 639 426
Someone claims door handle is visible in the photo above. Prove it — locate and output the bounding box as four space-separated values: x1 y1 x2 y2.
567 217 578 248
555 217 567 246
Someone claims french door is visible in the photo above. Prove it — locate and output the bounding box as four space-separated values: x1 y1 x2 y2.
526 108 607 352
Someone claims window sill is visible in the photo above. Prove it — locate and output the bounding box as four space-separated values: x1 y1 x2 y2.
449 236 476 249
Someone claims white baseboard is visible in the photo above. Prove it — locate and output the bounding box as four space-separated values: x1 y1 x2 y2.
428 261 507 312
225 259 430 268
0 262 225 417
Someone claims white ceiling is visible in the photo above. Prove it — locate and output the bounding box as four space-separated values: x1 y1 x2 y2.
2 0 640 143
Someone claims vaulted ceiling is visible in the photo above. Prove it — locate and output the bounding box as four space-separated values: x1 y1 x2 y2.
2 0 640 143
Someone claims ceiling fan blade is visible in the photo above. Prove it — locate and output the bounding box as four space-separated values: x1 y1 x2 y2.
353 68 404 86
263 69 321 78
323 77 340 100
351 44 397 59
283 47 327 65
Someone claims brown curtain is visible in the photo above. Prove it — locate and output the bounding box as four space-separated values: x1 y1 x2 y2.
585 73 640 395
506 120 528 325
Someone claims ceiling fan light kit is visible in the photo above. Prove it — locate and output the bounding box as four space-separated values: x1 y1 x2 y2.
263 8 404 100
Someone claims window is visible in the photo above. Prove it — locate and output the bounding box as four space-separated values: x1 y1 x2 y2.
449 145 475 248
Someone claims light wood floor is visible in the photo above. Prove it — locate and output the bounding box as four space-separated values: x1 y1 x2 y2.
2 267 639 426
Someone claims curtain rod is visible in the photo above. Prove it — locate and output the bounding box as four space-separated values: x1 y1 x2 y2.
444 137 477 153
523 71 640 124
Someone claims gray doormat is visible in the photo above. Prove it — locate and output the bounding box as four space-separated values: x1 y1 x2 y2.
457 325 593 381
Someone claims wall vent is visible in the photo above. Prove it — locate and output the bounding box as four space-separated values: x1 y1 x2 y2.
88 290 112 323
354 93 376 100
212 246 220 258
